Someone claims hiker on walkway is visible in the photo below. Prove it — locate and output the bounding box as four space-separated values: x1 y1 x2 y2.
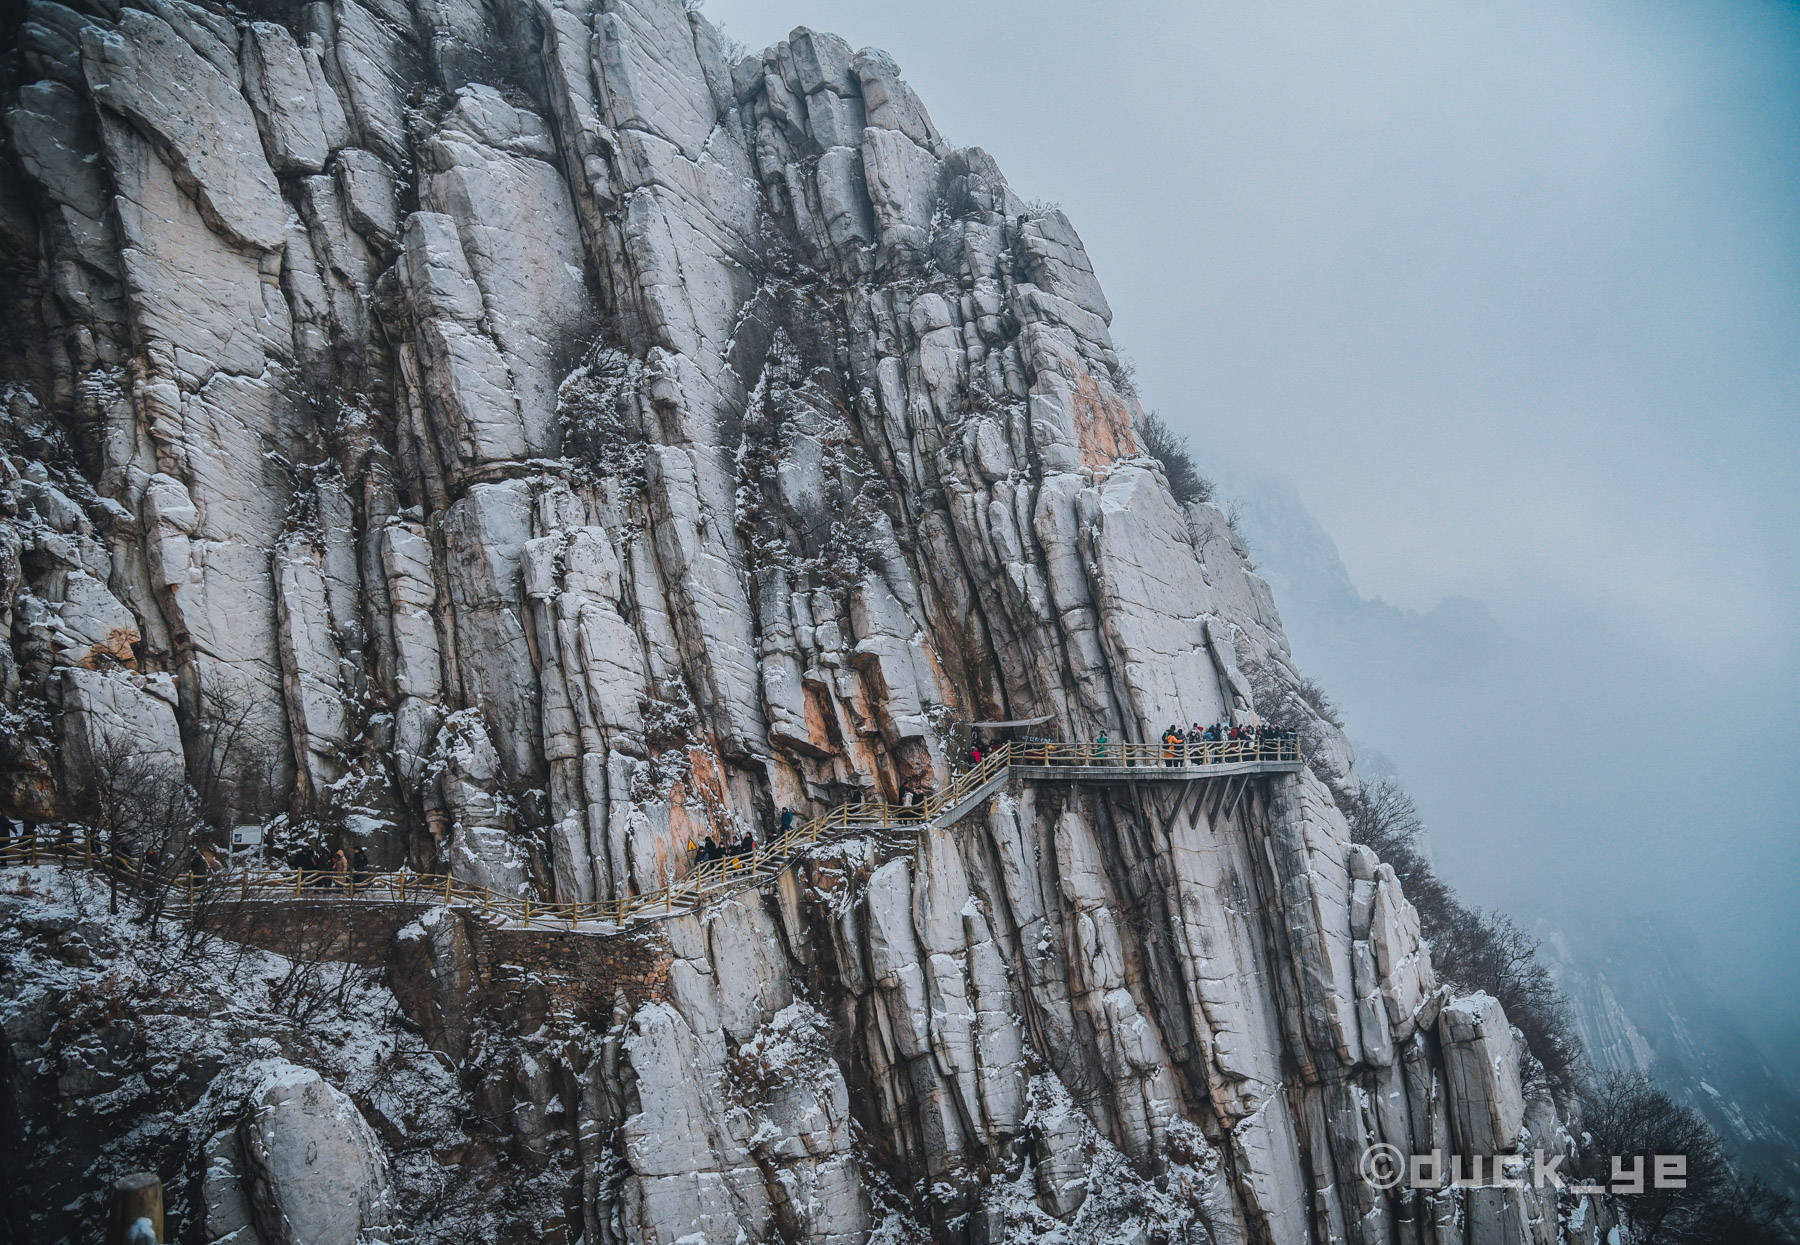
1095 730 1108 762
779 807 794 835
353 846 370 887
332 848 349 888
698 837 719 864
968 744 983 767
189 848 207 882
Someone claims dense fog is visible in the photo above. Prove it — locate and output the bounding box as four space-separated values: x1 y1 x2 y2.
704 0 1800 1047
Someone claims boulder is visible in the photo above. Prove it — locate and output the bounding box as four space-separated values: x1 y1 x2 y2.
1439 992 1527 1154
239 1062 394 1245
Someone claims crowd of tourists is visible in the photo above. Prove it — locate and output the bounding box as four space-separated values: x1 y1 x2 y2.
1158 721 1293 766
287 843 371 887
961 723 1295 769
692 831 757 866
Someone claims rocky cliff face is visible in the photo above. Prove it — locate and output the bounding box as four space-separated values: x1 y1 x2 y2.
1 1 1616 1241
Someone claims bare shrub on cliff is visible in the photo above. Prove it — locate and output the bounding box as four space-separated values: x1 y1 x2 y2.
1575 1071 1794 1244
75 734 199 921
1137 412 1213 506
191 679 284 829
1436 907 1583 1095
269 941 379 1027
1341 780 1455 927
1246 657 1344 789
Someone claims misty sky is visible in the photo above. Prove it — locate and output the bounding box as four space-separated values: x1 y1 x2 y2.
702 1 1800 1032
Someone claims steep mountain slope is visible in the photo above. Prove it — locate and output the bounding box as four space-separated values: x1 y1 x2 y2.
1217 462 1800 1210
1 1 1618 1240
1546 920 1800 1207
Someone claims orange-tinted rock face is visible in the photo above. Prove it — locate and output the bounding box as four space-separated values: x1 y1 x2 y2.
78 627 139 670
1072 370 1141 466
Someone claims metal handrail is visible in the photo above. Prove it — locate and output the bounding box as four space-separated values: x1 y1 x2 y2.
0 736 1300 929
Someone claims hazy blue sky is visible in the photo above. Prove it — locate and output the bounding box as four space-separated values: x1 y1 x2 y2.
702 0 1800 1027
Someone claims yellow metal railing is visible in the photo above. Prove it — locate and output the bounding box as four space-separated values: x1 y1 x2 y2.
1009 736 1298 768
0 735 1298 929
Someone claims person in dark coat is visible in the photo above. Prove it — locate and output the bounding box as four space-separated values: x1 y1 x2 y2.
352 846 370 886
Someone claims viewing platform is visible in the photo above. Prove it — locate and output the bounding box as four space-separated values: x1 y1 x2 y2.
1004 738 1303 781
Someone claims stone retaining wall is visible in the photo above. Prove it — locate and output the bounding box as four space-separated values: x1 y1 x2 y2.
204 899 673 1019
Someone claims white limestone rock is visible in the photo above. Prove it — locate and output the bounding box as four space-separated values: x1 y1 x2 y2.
58 667 183 791
328 0 415 165
1439 992 1527 1154
861 126 940 261
82 9 286 252
333 146 399 245
200 1127 257 1244
422 88 594 454
851 49 944 152
241 21 349 174
399 211 531 470
274 535 351 798
239 1061 395 1245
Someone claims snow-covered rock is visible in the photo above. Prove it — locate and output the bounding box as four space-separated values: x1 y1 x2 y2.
240 1061 396 1245
0 2 1597 1242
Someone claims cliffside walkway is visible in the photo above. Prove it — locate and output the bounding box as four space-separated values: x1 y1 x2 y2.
0 738 1301 932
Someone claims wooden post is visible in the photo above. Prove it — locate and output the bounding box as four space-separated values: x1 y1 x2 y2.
108 1172 163 1244
444 873 453 902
